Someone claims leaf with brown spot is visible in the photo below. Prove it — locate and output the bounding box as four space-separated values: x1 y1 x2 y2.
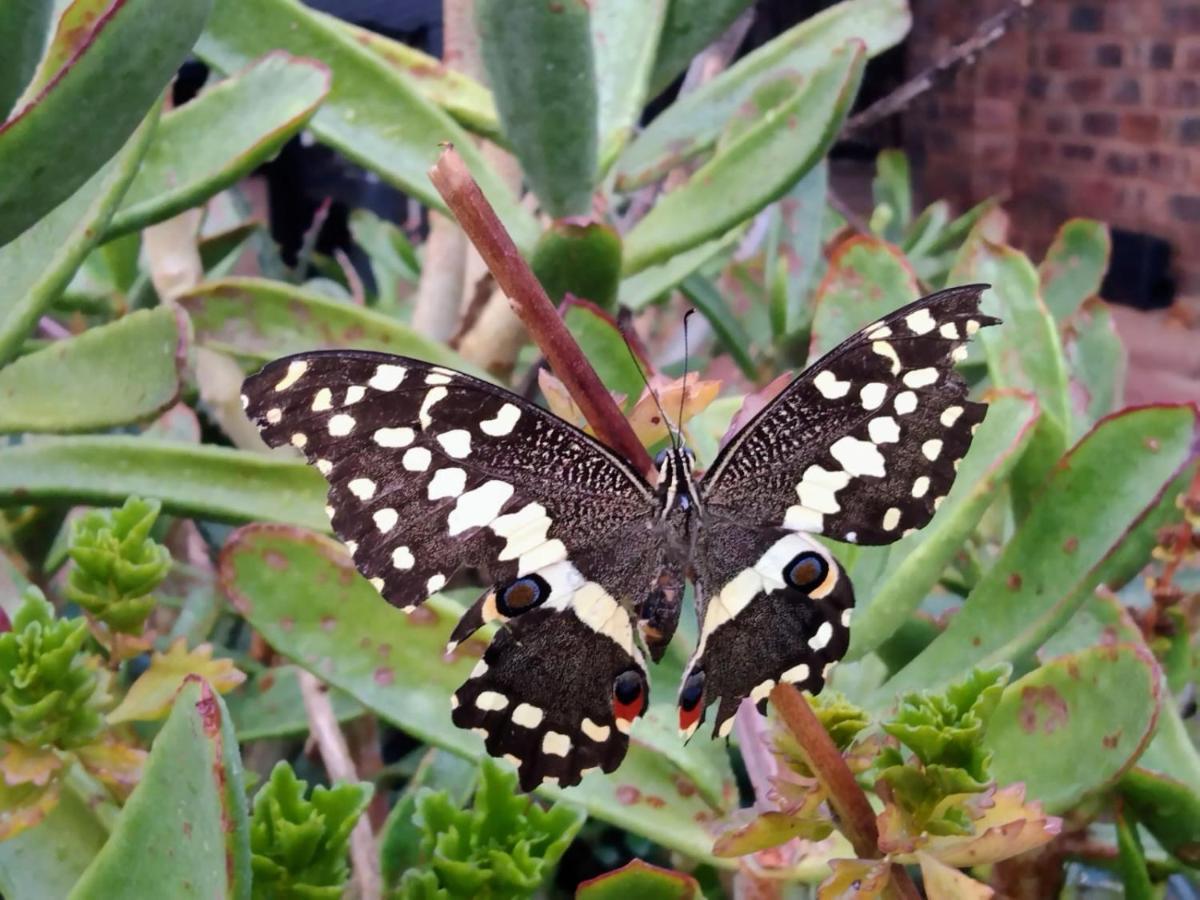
817 858 892 899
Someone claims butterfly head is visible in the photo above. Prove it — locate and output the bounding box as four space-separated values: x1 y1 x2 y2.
654 446 700 516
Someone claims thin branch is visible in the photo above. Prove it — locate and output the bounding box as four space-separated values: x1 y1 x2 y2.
769 684 921 900
298 671 381 900
429 147 655 476
843 0 1035 135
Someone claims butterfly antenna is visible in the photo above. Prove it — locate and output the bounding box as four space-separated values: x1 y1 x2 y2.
621 326 678 451
678 309 695 448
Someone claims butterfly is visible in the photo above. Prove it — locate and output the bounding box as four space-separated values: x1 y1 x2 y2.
241 284 996 790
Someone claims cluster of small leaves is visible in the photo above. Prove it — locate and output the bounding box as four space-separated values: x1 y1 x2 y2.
65 497 171 634
395 758 585 899
0 587 109 750
248 761 373 900
874 665 1010 836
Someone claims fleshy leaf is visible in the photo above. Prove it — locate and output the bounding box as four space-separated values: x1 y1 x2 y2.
576 859 701 900
108 639 246 724
916 851 994 900
250 761 371 899
817 858 892 899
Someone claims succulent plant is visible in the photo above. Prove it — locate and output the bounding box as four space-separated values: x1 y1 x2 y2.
65 497 171 635
0 588 109 750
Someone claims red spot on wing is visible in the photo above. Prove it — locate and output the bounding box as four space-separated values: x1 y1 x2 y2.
613 687 645 723
679 701 702 733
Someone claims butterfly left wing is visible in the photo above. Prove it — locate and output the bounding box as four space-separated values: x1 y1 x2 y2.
680 285 997 735
241 350 661 789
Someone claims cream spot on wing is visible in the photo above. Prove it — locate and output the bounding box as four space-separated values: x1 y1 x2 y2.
717 717 735 738
571 582 635 650
808 621 834 650
581 718 610 742
934 495 946 510
867 323 893 340
470 659 488 678
911 476 931 498
291 432 307 449
369 577 385 592
830 435 886 478
966 319 981 335
240 394 249 410
845 531 858 542
344 540 358 555
903 367 939 389
311 388 333 412
428 467 466 500
450 694 459 710
392 546 414 570
266 408 282 424
514 540 567 576
905 307 937 335
402 447 431 471
797 465 851 514
782 662 810 683
436 429 472 458
348 478 376 500
872 340 902 374
426 573 446 593
940 322 960 339
841 608 853 627
894 391 918 415
344 385 366 405
941 405 964 427
419 386 447 429
368 364 406 391
542 731 571 757
447 480 514 536
860 382 887 410
316 459 332 475
883 507 901 530
424 373 452 386
868 416 900 444
952 345 969 362
325 504 336 521
475 691 508 712
329 413 356 436
822 661 838 680
373 507 398 532
511 703 544 728
923 439 944 461
813 369 851 399
375 426 415 448
275 360 307 391
784 505 824 533
750 679 776 704
481 403 521 436
491 502 552 560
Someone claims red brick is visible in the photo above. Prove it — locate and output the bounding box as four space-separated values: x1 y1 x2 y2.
1065 75 1105 102
973 98 1018 131
1105 151 1141 176
1170 194 1200 223
1061 142 1097 163
1121 112 1162 143
1083 111 1120 137
1112 76 1143 104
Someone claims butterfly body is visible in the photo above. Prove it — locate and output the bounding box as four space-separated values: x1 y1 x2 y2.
242 285 997 790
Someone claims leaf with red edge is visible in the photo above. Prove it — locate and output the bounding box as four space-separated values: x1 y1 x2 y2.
108 639 246 724
817 858 892 899
576 859 700 900
75 738 146 797
917 851 994 899
886 784 1061 868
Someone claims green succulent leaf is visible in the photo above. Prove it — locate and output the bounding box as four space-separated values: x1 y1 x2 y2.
1038 219 1111 323
0 104 158 365
577 859 702 899
394 758 584 900
531 220 623 311
872 149 912 242
0 0 52 120
646 0 753 97
883 665 1009 780
476 0 597 218
0 307 186 435
65 497 171 634
249 761 372 900
0 588 109 750
70 679 252 899
109 52 330 238
0 0 211 245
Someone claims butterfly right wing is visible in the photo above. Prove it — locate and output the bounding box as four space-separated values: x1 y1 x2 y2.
242 350 661 789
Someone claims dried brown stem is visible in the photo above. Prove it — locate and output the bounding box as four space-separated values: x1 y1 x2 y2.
429 147 655 476
769 684 921 900
298 671 381 900
843 0 1034 135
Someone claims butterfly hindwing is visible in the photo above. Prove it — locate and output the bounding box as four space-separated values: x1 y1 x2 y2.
679 527 853 738
242 350 660 789
701 284 997 545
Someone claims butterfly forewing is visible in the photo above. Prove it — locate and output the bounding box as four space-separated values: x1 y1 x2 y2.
242 350 659 789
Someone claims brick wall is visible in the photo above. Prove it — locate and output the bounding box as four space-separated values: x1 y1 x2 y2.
905 0 1200 300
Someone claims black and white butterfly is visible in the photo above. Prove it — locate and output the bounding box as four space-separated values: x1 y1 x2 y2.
242 285 996 791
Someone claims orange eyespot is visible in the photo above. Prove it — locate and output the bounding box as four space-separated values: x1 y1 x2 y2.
612 670 646 722
784 551 829 594
496 574 550 616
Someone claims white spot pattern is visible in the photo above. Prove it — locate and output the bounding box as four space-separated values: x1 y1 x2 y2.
941 405 964 427
436 429 472 459
894 391 918 415
375 427 415 448
905 308 936 334
882 507 901 530
542 731 571 757
797 465 851 514
872 340 902 374
392 546 414 569
329 413 356 436
373 507 398 532
368 364 406 391
311 388 332 412
860 382 887 410
475 691 508 712
808 621 834 650
481 403 522 436
903 367 939 388
922 439 944 461
402 447 431 471
419 386 447 429
868 416 900 444
348 478 376 500
512 703 544 728
447 480 514 536
911 476 931 498
275 360 307 391
428 467 467 499
830 435 886 478
813 369 851 399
